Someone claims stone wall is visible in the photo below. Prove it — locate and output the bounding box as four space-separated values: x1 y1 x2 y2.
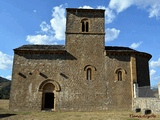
9 53 66 111
62 9 107 111
105 54 132 110
133 98 160 113
66 8 105 34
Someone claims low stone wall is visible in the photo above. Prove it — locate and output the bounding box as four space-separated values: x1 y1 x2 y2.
133 98 160 113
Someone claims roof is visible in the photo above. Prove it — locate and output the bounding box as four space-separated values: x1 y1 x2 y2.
14 45 152 59
66 8 105 12
14 45 66 54
105 46 152 59
14 45 65 51
105 46 137 51
15 45 136 51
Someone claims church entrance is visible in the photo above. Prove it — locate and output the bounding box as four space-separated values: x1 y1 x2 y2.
42 83 55 110
44 93 54 109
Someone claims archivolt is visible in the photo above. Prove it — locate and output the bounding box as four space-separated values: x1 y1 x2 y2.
39 79 61 92
114 68 127 74
84 65 96 71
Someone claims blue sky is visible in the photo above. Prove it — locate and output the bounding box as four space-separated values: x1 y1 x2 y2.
0 0 160 87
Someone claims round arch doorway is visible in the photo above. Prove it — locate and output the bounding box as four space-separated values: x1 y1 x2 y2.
42 83 55 111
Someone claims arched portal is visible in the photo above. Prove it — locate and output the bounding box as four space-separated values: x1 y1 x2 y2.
39 79 61 111
43 83 55 110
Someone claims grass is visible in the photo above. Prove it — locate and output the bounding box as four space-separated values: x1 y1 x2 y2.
0 100 159 120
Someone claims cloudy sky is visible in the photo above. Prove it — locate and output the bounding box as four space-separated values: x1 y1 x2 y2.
0 0 160 87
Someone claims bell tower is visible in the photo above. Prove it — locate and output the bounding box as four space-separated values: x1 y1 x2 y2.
65 8 105 59
64 8 106 109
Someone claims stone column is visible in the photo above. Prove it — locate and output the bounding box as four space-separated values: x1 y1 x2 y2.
130 55 137 83
133 83 138 98
130 55 137 109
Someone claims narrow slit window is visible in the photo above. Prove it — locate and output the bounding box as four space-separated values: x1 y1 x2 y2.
86 22 88 32
82 21 85 32
87 68 92 80
118 71 122 81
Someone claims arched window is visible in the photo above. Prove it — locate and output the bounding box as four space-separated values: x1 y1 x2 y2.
81 19 89 32
87 68 92 80
114 68 127 81
118 71 122 81
84 65 96 80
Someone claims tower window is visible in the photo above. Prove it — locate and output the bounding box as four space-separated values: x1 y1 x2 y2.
84 65 96 81
87 68 92 80
81 19 89 32
118 71 122 81
86 22 88 32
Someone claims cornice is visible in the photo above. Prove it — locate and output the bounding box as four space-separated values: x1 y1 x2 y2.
14 50 66 54
106 51 152 60
66 8 105 13
65 32 105 35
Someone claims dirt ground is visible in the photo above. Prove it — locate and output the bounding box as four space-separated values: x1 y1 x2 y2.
0 100 159 120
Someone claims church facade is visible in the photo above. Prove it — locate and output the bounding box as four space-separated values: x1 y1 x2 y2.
9 8 151 111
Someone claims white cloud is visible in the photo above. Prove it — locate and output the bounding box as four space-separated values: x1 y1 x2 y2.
148 4 160 19
26 4 66 44
50 5 66 40
97 6 116 24
79 5 93 9
79 6 116 24
108 0 160 19
152 76 160 81
40 21 51 33
5 75 11 80
109 0 133 13
0 51 13 70
26 35 54 44
105 28 120 42
53 42 58 45
150 69 156 76
150 58 160 68
130 41 142 49
0 75 11 80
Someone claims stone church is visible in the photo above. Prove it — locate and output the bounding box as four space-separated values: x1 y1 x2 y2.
9 8 152 111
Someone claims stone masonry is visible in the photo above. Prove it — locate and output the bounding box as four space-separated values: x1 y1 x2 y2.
9 8 152 111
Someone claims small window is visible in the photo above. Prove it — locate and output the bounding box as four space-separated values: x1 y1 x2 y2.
114 68 127 81
84 65 96 81
86 22 88 32
118 71 122 81
81 19 89 32
82 21 85 32
87 68 92 80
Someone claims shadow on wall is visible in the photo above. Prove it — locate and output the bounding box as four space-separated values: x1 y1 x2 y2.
16 51 77 60
107 55 130 62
